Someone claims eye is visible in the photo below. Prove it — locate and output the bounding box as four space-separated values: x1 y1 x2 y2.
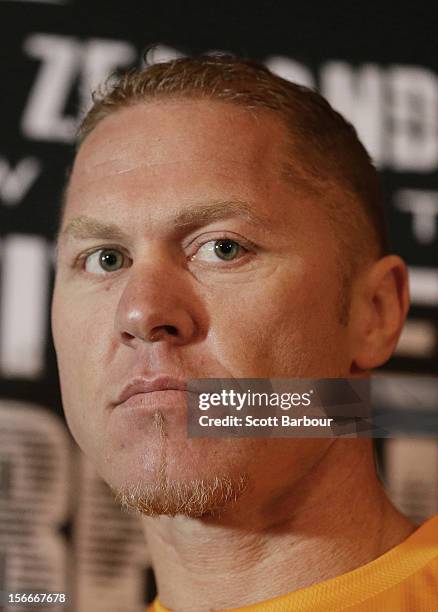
84 248 126 274
193 239 245 263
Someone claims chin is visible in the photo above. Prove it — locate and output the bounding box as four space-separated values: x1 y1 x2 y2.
94 437 250 518
110 471 250 518
101 453 249 518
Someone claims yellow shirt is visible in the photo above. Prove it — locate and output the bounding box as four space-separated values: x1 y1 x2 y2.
148 514 438 611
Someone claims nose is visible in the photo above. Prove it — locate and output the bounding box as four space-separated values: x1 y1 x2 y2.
114 260 199 347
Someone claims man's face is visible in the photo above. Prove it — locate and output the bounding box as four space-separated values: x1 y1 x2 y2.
52 99 354 516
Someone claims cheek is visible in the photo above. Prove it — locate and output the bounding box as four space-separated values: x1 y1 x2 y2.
52 287 111 425
53 284 113 361
205 263 346 376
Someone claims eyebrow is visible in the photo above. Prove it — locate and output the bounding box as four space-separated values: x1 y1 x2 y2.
57 200 270 245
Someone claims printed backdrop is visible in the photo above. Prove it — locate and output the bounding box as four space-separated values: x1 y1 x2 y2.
0 2 437 611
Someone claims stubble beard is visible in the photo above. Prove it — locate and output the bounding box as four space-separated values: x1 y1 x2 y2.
112 410 249 518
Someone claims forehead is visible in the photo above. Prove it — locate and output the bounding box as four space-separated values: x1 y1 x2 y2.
75 98 285 173
63 99 323 237
69 99 290 199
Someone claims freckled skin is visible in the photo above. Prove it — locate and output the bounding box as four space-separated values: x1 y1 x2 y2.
51 99 367 512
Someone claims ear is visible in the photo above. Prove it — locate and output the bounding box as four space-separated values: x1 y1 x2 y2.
349 255 410 373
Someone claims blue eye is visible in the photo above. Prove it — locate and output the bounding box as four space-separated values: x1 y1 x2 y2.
196 239 243 262
85 249 125 274
214 239 241 260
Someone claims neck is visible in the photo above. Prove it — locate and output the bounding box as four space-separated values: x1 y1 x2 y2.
142 439 416 612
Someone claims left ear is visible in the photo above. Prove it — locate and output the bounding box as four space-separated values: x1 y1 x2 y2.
349 255 410 373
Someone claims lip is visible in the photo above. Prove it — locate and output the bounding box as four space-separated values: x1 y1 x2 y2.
113 375 190 407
